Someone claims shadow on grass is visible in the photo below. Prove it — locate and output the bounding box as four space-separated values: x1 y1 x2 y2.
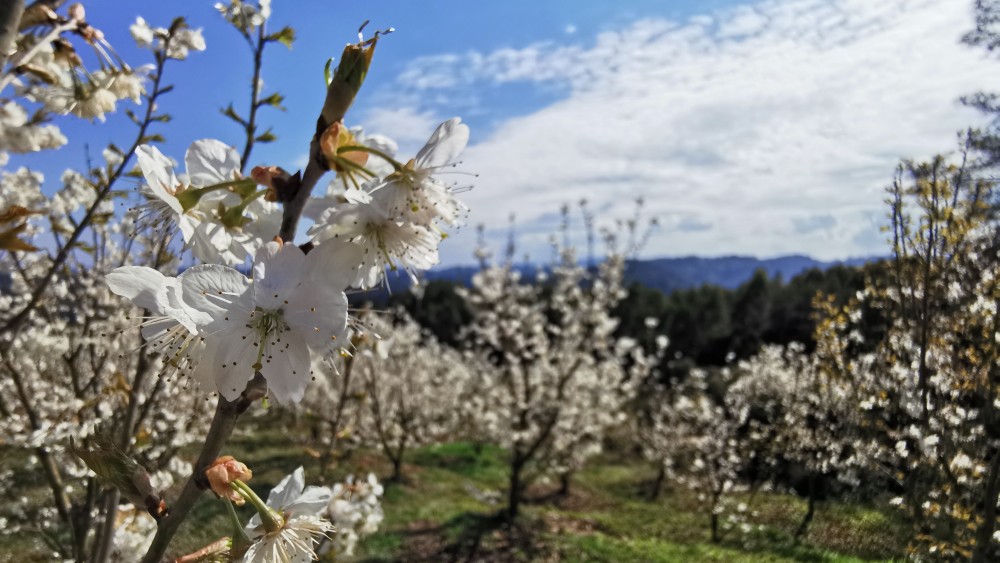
386 510 548 563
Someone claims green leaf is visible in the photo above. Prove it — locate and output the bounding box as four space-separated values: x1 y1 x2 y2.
255 128 277 143
140 134 165 144
268 26 296 49
257 92 285 111
221 104 247 127
71 437 167 520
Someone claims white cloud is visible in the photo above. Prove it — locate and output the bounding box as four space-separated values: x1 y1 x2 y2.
385 0 1000 263
717 5 769 38
361 106 441 154
565 24 577 35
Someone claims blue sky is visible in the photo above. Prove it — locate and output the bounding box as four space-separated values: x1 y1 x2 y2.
16 0 1000 265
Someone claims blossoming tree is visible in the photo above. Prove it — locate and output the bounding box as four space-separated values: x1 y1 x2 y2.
811 143 1000 561
459 240 651 519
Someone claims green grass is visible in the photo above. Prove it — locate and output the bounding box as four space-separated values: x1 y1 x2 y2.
348 442 905 562
0 422 908 562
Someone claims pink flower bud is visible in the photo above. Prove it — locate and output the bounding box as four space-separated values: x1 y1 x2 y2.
205 456 253 505
320 121 368 172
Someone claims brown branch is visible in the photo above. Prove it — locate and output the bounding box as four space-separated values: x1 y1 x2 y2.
139 377 263 563
239 24 266 174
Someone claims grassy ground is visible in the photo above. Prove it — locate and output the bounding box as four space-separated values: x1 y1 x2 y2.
1 417 909 562
350 442 907 562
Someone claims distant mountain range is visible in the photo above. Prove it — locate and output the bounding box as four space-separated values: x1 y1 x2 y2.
617 254 877 293
0 254 880 303
375 254 880 296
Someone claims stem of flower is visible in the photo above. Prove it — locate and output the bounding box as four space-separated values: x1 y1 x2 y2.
232 479 284 534
219 188 269 228
338 144 404 172
176 178 258 212
223 497 252 544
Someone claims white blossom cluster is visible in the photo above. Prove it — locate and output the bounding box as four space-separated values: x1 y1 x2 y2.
353 310 472 478
129 17 206 61
0 100 66 159
458 248 651 511
307 118 470 289
4 2 193 150
215 0 272 34
110 117 470 405
132 139 280 266
322 472 385 558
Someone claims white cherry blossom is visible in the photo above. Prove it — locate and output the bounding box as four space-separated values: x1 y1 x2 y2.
135 139 276 266
243 467 334 563
368 117 469 226
187 241 349 403
308 199 440 288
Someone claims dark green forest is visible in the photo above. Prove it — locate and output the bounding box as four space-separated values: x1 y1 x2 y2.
384 261 889 380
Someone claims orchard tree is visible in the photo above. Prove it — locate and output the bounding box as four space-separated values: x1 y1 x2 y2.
734 342 859 541
639 368 758 543
813 144 1000 561
355 309 471 481
460 245 649 519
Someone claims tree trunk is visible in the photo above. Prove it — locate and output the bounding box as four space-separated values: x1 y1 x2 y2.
649 464 666 501
972 447 1000 563
794 473 816 543
711 512 720 543
557 472 571 497
390 455 403 483
507 459 523 520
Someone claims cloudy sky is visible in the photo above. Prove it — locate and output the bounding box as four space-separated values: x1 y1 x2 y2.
21 0 1000 264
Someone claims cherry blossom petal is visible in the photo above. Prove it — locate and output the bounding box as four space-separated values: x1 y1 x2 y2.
135 145 183 214
414 118 469 170
185 139 240 188
260 333 311 404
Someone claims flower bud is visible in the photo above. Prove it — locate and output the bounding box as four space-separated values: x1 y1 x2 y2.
319 121 368 172
320 27 385 126
250 165 291 201
205 456 253 505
